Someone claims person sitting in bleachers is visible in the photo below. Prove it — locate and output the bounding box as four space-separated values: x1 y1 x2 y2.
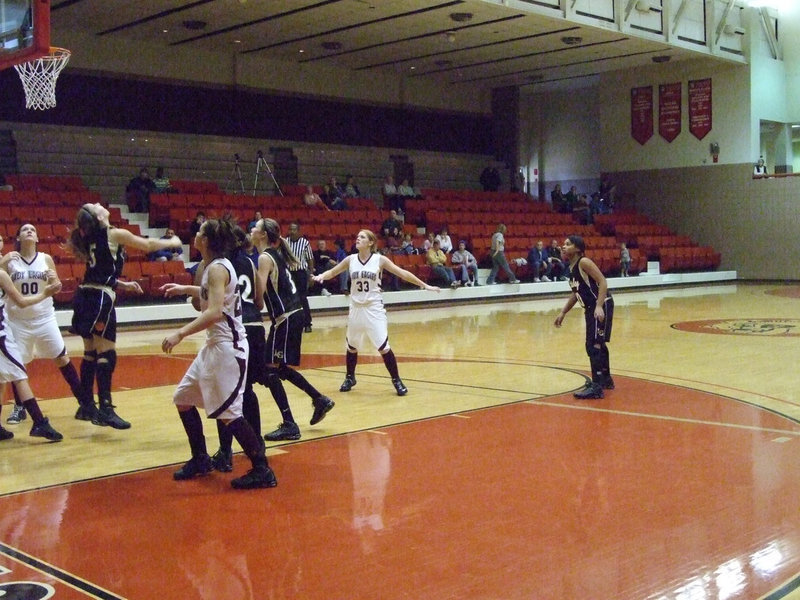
303 185 331 211
451 240 480 286
153 166 176 194
435 226 453 254
400 233 419 255
343 174 361 198
382 175 402 213
427 240 459 288
527 240 552 282
312 240 337 296
381 210 403 239
149 229 184 262
548 239 567 281
323 176 347 210
0 174 12 192
125 167 156 212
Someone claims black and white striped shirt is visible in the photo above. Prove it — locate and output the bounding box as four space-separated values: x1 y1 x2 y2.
284 235 312 272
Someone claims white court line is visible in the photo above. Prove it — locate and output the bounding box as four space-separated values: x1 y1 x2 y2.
525 400 800 437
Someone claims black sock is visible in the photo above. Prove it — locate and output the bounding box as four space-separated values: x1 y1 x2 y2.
279 365 321 400
381 349 400 380
588 347 604 384
21 397 44 423
242 384 261 439
601 346 611 378
59 361 87 406
178 407 207 458
80 351 97 405
346 351 358 378
266 371 295 424
96 350 117 407
216 419 233 453
226 417 268 469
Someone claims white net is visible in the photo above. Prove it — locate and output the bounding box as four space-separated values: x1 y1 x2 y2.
13 48 71 111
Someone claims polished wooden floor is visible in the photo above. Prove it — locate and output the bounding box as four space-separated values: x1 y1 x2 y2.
0 282 799 599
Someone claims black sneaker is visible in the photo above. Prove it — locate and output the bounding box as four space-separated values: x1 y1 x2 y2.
231 466 277 489
264 421 301 442
75 403 106 425
603 377 615 390
0 427 13 441
303 325 312 333
97 404 131 430
211 448 233 472
339 376 357 392
310 395 335 425
6 405 26 424
392 378 408 396
29 418 63 442
573 383 604 400
173 454 214 480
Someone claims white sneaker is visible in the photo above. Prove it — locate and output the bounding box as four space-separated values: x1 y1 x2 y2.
321 288 332 297
541 275 551 282
464 280 472 287
534 277 541 282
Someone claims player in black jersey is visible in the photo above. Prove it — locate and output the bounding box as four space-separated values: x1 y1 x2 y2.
251 218 334 442
68 203 183 428
554 235 615 399
209 226 267 472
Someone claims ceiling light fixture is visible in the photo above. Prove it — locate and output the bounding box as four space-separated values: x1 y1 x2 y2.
445 31 456 43
651 55 671 63
182 20 207 31
561 36 582 45
321 41 343 51
449 12 473 22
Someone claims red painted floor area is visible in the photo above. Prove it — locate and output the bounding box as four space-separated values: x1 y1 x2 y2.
1 381 798 599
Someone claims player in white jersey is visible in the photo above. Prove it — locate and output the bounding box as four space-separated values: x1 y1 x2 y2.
161 217 277 490
312 229 440 396
3 223 98 427
0 252 63 443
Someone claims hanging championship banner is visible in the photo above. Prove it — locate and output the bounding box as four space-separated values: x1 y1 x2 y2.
688 78 712 140
631 86 653 145
659 82 682 143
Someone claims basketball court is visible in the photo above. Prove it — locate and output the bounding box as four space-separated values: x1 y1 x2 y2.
0 282 798 599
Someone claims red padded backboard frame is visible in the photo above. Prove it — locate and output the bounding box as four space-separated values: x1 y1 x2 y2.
0 0 50 71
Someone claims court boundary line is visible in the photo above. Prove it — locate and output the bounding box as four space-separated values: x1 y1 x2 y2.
0 541 123 600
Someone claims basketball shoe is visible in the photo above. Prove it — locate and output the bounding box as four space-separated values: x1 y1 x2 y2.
310 395 335 425
573 382 604 400
174 454 214 480
6 405 26 424
264 421 301 441
231 465 277 489
339 375 357 392
30 418 63 442
211 448 233 472
392 378 408 396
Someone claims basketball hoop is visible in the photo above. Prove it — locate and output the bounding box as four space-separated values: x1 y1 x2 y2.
13 47 71 111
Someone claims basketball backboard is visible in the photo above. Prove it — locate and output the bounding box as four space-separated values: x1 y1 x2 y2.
0 0 49 71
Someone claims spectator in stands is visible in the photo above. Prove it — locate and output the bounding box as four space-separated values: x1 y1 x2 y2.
0 174 12 192
125 168 156 213
548 239 567 281
598 176 616 208
343 174 361 198
426 240 459 288
381 210 403 239
149 229 184 262
512 169 526 194
527 240 552 282
333 238 349 293
248 211 263 231
324 176 347 210
480 164 501 191
312 240 337 296
564 186 579 213
152 166 175 193
487 223 519 285
422 231 435 253
620 242 631 277
284 222 314 333
435 227 453 254
189 211 206 261
754 156 768 178
574 194 592 224
551 183 567 213
397 178 417 199
382 175 401 213
400 233 418 255
303 185 331 211
451 240 479 286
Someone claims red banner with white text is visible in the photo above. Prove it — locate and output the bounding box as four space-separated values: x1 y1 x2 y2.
688 78 712 140
659 82 681 143
631 86 653 145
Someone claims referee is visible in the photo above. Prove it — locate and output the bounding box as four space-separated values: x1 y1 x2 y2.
284 222 314 332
